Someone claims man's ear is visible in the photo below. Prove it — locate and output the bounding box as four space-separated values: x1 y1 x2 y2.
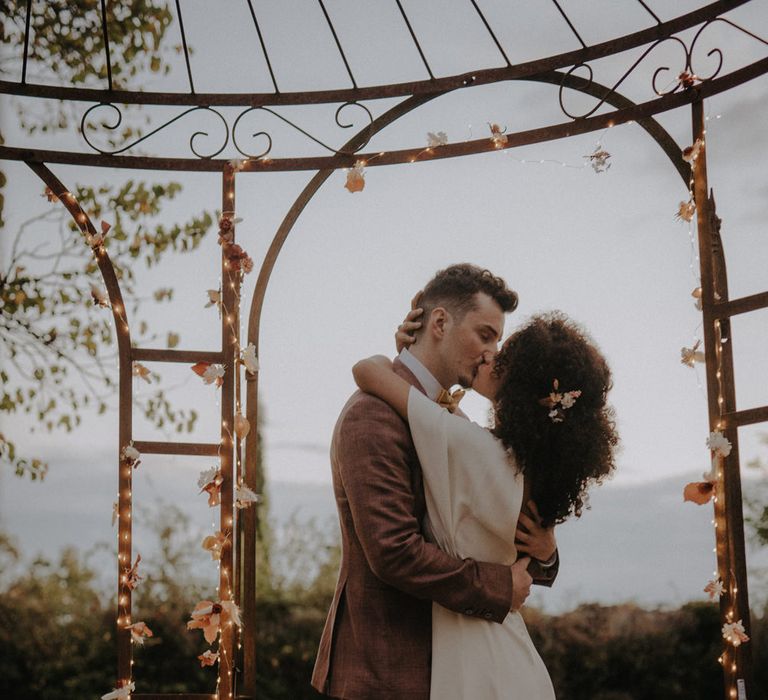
430 307 449 339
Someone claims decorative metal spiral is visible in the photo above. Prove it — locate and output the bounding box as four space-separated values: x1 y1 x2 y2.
80 103 229 158
558 17 768 123
558 36 690 119
689 18 768 83
232 101 373 159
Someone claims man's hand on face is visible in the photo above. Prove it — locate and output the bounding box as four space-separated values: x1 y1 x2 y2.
515 500 557 562
510 556 532 611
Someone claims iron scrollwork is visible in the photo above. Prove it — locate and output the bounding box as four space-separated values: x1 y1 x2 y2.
80 103 230 159
80 100 374 160
231 101 373 159
559 16 768 121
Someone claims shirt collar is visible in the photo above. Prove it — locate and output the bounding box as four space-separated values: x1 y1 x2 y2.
397 348 443 401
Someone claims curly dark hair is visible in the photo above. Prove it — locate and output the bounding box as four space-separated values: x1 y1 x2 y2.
417 264 518 336
492 312 618 527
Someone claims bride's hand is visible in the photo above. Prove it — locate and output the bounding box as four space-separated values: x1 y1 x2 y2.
515 500 557 562
395 291 424 353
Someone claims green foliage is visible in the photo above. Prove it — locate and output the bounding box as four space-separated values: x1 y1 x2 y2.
0 544 115 699
2 508 767 699
745 434 768 548
2 1 175 141
0 504 221 699
524 602 728 699
1 1 213 479
0 179 213 478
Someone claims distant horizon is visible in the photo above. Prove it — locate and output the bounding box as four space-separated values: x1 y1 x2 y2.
3 460 766 614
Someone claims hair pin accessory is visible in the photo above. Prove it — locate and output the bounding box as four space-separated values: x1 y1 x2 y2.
538 379 581 423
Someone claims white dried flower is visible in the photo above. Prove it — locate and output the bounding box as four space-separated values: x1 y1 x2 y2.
427 131 448 148
706 431 732 458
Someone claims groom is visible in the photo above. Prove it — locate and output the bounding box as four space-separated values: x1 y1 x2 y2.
312 264 558 700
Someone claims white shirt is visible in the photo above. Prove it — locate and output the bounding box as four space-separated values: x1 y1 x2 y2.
397 348 443 401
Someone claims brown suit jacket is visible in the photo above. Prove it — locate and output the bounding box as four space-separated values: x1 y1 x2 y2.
312 361 556 699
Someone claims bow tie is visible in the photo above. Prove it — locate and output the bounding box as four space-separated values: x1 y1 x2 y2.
436 388 466 413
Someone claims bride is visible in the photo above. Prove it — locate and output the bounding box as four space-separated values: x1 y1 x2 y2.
353 311 618 699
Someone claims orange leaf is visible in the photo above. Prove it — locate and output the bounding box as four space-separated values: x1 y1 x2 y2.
191 362 210 378
683 481 714 505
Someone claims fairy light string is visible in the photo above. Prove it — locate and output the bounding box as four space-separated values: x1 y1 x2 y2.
680 108 750 700
41 104 747 698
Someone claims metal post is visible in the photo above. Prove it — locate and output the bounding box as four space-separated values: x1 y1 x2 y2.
691 98 753 700
220 168 237 698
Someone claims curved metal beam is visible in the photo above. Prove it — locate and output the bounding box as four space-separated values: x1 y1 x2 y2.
23 164 133 357
3 53 766 172
244 78 692 358
532 71 690 185
240 90 437 692
0 0 747 107
24 163 135 682
239 67 697 688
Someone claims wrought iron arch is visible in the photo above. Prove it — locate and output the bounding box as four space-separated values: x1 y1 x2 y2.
3 1 768 698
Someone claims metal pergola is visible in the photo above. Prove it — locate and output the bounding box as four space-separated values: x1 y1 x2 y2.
2 1 767 698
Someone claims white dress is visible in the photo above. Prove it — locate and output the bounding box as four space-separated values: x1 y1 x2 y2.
408 388 556 700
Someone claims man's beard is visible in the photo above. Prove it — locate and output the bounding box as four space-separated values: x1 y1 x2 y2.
458 366 479 389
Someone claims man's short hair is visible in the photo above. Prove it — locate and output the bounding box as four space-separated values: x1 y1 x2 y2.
419 264 518 329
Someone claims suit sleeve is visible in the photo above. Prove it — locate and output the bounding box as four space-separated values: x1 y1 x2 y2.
336 395 513 624
528 551 559 587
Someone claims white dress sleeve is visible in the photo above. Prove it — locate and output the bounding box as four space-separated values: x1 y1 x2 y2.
407 388 524 563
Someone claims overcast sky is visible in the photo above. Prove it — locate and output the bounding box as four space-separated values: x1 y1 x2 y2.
1 1 767 606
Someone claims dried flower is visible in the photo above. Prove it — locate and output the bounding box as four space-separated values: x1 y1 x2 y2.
125 554 142 590
585 145 611 173
683 480 715 505
87 220 111 248
345 161 366 193
223 243 253 274
241 343 259 374
187 600 222 645
191 362 225 387
121 442 141 469
722 620 750 647
682 138 704 165
489 123 507 148
205 289 222 309
704 578 724 601
187 599 242 644
197 466 219 490
236 484 260 509
198 467 223 507
427 131 448 148
112 501 119 527
678 71 699 89
692 287 703 311
127 621 153 644
90 283 110 308
538 379 582 423
43 187 59 203
198 649 220 667
680 340 705 367
132 362 151 383
707 431 732 458
101 681 135 700
676 199 696 222
202 531 228 560
217 214 242 247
